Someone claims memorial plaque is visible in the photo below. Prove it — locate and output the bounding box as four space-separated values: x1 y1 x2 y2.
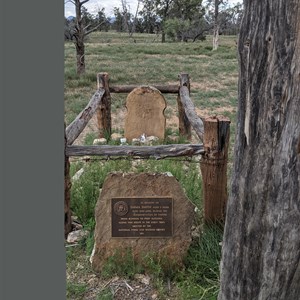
111 197 173 238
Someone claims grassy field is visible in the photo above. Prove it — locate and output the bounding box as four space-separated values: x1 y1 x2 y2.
65 31 239 299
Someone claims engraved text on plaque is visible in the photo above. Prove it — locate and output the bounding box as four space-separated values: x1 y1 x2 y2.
111 197 173 238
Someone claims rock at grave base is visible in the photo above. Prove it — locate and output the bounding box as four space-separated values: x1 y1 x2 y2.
90 172 196 273
145 136 160 145
111 133 123 141
67 229 89 244
131 138 140 145
93 138 107 145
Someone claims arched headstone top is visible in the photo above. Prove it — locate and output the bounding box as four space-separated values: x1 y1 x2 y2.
124 86 167 141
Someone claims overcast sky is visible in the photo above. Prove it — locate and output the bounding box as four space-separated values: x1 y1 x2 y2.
64 0 241 18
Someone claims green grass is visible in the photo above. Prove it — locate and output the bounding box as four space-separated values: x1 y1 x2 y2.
66 282 88 299
65 32 238 127
65 31 238 299
96 288 114 300
176 224 223 299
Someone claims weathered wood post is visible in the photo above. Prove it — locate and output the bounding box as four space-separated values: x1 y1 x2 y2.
97 72 111 138
200 115 230 222
178 73 192 140
64 122 72 238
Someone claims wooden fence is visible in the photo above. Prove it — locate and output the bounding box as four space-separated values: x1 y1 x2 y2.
64 72 230 237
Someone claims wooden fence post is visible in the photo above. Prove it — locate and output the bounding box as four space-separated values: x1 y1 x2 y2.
97 72 111 138
64 123 72 238
200 115 230 222
178 73 192 140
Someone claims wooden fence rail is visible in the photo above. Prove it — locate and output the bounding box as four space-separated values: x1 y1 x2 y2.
66 89 105 145
178 73 204 141
66 144 204 158
107 84 179 94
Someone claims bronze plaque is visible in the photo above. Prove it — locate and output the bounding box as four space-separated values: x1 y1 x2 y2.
111 197 173 238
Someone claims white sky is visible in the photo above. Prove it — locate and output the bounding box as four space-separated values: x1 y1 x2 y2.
64 0 241 18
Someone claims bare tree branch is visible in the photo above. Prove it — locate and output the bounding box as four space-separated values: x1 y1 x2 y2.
79 0 89 7
83 23 91 31
84 21 105 36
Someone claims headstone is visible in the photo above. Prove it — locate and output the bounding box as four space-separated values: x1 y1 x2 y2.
90 172 196 273
124 86 167 142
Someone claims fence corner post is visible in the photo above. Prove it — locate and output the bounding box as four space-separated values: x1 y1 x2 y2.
97 72 111 139
200 115 230 222
177 73 192 140
64 123 72 238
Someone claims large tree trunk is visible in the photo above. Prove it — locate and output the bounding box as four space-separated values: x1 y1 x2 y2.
74 0 87 75
75 39 85 75
218 1 300 299
161 30 166 43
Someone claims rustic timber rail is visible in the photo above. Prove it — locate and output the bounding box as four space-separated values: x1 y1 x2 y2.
64 72 230 237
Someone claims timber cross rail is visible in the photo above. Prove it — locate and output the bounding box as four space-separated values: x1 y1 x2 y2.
64 72 230 237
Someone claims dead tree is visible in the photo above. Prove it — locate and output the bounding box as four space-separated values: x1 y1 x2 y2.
218 1 300 299
66 0 104 75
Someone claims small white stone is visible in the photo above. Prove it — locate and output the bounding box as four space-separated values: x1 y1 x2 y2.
120 137 127 144
164 172 173 177
111 133 123 140
145 136 159 145
72 168 84 181
132 138 140 145
134 274 150 285
147 136 159 142
93 138 107 145
140 133 146 143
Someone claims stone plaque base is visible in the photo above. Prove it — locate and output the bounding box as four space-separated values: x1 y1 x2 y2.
90 172 196 273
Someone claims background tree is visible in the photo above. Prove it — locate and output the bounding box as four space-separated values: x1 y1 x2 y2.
219 2 243 35
205 0 228 50
65 0 105 75
64 17 76 41
155 0 173 42
139 0 159 34
129 0 142 37
167 0 204 42
218 0 300 299
120 0 130 33
112 7 124 32
96 8 111 32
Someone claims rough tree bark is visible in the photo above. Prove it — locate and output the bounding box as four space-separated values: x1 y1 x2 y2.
218 1 300 299
64 123 72 238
